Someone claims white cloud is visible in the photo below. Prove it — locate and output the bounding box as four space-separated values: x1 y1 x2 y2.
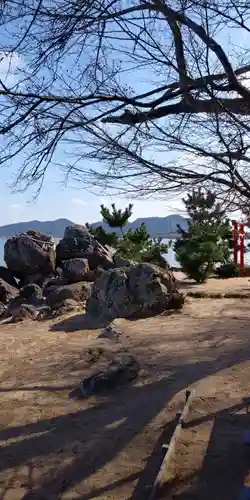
71 197 87 206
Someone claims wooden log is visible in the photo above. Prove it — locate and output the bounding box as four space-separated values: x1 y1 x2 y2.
148 389 195 500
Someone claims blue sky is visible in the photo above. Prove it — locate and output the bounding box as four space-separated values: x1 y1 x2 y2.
0 12 246 226
0 175 186 225
0 47 188 225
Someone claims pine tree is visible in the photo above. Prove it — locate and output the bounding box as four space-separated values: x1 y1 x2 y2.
118 223 169 268
175 189 232 283
100 203 133 236
86 223 118 247
183 188 226 224
88 204 170 269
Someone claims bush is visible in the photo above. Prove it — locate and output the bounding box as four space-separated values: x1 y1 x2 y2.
87 206 170 269
215 262 240 278
174 189 233 283
175 222 231 283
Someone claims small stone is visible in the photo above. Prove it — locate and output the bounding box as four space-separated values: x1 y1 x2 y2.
79 355 140 397
98 324 122 342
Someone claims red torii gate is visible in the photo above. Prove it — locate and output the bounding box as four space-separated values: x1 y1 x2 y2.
232 220 250 271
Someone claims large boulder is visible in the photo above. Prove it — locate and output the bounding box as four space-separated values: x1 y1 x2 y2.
0 278 19 304
4 230 56 282
86 263 183 319
61 258 95 282
47 281 93 308
56 224 114 270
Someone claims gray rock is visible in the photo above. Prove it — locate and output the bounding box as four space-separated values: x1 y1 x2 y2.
19 283 43 302
64 224 95 240
44 276 69 288
56 224 114 271
10 303 38 322
37 299 79 320
0 278 19 305
4 230 56 282
47 281 93 307
61 258 93 282
98 324 122 342
36 305 53 321
51 298 79 314
79 355 140 397
86 262 182 319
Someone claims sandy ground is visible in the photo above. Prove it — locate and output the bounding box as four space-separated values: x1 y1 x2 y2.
176 271 250 294
1 276 250 499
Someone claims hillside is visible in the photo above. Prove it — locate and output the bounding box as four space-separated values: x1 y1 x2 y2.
0 214 188 238
0 218 73 238
91 214 188 237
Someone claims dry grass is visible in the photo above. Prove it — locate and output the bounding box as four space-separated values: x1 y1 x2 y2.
1 276 250 499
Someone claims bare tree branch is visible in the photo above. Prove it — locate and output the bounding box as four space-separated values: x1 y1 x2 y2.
0 0 250 209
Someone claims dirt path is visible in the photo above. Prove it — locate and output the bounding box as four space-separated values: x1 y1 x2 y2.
1 286 250 499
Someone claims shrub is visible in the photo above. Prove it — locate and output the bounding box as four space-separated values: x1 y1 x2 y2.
174 189 233 283
215 262 240 278
87 205 170 269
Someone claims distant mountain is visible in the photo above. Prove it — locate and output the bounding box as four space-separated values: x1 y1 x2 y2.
0 214 188 238
0 218 74 238
91 214 188 237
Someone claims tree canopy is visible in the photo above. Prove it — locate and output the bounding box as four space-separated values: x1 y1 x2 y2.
175 189 233 282
1 1 250 208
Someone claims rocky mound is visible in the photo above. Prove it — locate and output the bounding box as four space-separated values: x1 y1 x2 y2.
0 224 184 323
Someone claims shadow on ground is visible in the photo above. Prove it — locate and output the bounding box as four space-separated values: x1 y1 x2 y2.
2 317 250 499
163 404 250 499
50 313 110 332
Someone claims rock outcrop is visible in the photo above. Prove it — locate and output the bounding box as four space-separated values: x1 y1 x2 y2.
61 258 94 282
56 224 114 270
4 230 56 284
86 262 182 319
